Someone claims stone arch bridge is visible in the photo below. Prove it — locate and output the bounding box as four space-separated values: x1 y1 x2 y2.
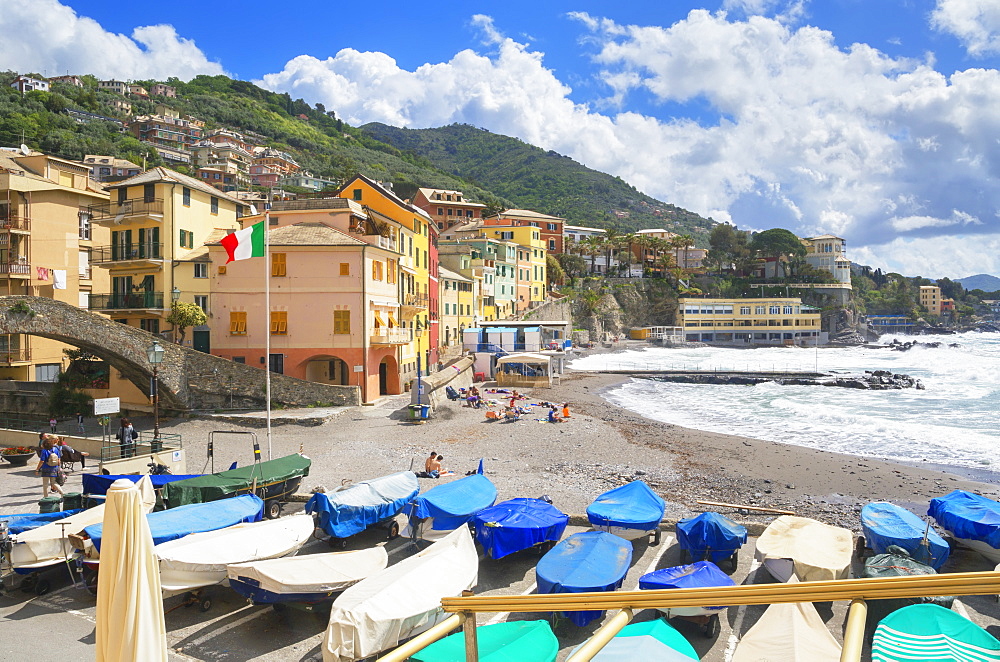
0 296 360 411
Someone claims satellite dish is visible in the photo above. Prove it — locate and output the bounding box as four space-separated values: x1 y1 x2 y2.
249 205 258 216
19 144 30 156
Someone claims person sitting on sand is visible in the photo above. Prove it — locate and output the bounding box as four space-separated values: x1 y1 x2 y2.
428 454 443 478
562 403 571 419
547 406 562 423
425 451 439 473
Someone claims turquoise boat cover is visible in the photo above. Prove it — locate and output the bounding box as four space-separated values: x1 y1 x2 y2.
473 498 569 560
408 473 497 530
412 620 558 662
536 531 632 627
0 510 82 535
307 471 419 539
872 604 1000 661
587 480 665 531
572 618 698 661
676 511 747 562
862 502 950 570
84 494 263 551
928 490 1000 549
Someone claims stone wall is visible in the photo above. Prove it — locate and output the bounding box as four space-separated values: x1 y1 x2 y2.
0 381 56 417
0 296 360 411
519 297 572 324
410 356 474 411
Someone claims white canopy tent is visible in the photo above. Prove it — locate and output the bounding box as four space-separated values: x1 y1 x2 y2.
495 352 552 388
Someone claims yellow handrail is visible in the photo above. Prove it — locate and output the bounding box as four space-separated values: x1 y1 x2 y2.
376 613 466 662
440 571 1000 612
565 608 634 662
840 599 868 662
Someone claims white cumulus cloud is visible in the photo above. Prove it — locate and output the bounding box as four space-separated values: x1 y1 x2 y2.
931 0 1000 57
0 0 224 80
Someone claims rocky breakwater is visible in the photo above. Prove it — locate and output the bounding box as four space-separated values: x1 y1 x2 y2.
643 369 923 390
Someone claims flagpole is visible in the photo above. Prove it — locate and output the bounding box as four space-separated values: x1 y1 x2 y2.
264 200 273 461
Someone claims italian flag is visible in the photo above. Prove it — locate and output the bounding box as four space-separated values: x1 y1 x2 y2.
221 221 266 263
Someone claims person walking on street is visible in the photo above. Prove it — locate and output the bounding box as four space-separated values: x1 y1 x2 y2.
49 417 57 433
116 417 138 458
76 412 85 434
35 438 64 498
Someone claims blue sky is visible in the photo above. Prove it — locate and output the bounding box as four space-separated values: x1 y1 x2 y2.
3 0 1000 277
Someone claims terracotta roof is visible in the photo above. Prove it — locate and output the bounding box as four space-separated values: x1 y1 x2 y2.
107 167 244 205
494 208 564 221
207 222 365 248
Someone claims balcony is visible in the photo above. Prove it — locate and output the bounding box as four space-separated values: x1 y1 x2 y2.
88 198 164 223
91 243 164 266
0 214 30 232
0 347 30 363
0 262 31 277
401 292 429 314
90 291 164 312
370 328 411 345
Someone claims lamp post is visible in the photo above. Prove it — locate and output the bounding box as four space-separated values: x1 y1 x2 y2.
171 287 181 302
147 340 164 442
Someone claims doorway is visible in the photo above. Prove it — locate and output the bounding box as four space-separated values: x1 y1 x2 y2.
268 353 284 374
379 359 388 395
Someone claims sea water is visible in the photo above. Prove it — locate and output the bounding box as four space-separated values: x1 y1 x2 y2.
569 331 1000 473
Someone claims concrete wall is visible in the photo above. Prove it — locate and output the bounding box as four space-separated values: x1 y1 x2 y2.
410 355 474 410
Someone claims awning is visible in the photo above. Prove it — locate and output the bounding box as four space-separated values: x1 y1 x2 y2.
373 311 385 328
399 264 417 275
387 313 398 328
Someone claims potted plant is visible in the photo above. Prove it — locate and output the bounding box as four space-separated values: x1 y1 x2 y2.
1 446 37 466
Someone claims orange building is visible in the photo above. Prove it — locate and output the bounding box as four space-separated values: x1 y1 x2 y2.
484 209 564 253
411 187 487 232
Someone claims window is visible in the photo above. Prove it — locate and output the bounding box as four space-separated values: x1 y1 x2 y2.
271 252 286 277
139 318 160 334
233 356 246 364
755 306 765 315
117 187 127 204
387 259 397 284
444 303 450 315
769 305 781 314
271 311 287 335
352 189 362 201
210 196 219 214
339 263 350 276
194 295 208 313
499 231 514 240
548 239 556 251
143 183 155 203
371 260 383 281
437 207 444 215
333 310 350 334
182 187 191 206
194 263 208 278
547 223 557 231
783 305 793 315
740 306 751 315
179 229 194 249
78 211 91 240
229 311 247 335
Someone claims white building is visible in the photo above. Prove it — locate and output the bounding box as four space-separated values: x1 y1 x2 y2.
10 76 49 93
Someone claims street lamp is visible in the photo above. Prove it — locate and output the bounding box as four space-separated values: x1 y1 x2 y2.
171 287 181 302
147 340 164 442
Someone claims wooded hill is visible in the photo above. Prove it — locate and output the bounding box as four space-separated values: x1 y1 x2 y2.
0 72 713 237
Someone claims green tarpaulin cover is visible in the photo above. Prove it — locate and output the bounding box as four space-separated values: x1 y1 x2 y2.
873 604 1000 662
412 620 557 662
162 454 311 507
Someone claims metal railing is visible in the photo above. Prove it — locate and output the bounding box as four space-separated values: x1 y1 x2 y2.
0 262 31 275
0 214 31 231
90 243 164 263
370 329 411 345
88 198 164 221
99 432 183 462
403 293 429 308
89 291 164 311
0 347 30 363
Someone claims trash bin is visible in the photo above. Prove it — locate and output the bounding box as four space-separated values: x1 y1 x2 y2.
38 496 62 513
409 404 431 420
63 492 83 510
419 404 431 419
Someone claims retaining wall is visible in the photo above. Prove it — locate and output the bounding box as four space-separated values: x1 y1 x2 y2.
409 356 474 411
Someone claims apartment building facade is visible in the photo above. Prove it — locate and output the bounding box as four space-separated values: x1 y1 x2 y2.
677 297 822 345
411 187 488 232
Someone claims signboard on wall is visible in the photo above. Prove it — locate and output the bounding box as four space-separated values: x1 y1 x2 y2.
93 397 120 416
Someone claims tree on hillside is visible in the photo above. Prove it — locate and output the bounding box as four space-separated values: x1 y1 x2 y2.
580 236 604 274
166 301 208 344
750 228 806 278
546 254 566 287
555 253 587 284
706 224 751 273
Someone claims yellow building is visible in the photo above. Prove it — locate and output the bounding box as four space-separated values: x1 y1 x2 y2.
677 297 822 346
919 285 942 316
0 148 110 381
439 267 473 354
338 174 432 381
480 224 547 306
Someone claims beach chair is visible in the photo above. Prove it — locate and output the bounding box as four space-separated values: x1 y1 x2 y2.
485 410 500 422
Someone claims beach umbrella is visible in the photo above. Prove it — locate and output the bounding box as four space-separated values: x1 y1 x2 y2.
95 479 167 662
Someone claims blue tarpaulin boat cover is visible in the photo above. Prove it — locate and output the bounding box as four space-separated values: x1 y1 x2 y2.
639 561 735 613
587 481 665 531
473 498 569 560
82 473 202 496
0 510 82 535
307 471 420 539
928 490 1000 549
676 512 748 562
85 494 263 551
408 473 497 531
862 502 950 570
536 531 632 626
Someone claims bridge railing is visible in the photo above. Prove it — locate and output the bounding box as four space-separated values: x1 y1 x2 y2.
99 432 183 462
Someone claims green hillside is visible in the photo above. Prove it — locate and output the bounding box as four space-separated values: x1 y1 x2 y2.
361 122 715 238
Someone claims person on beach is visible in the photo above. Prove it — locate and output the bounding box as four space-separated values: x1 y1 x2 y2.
562 403 571 419
35 437 64 497
427 454 442 478
547 406 562 423
425 451 439 473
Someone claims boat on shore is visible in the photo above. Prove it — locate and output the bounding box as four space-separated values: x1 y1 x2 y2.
861 502 950 570
411 620 558 662
928 490 1000 563
872 603 1000 661
676 511 747 570
638 560 735 637
404 473 496 542
587 480 665 543
732 600 842 661
306 470 419 544
755 515 853 582
570 618 697 660
473 498 569 560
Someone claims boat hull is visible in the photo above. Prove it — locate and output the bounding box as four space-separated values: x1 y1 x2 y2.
954 536 1000 563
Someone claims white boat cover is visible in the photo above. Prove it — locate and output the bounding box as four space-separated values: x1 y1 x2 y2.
156 514 314 593
755 515 853 582
227 547 389 595
322 526 479 662
732 600 842 662
11 475 155 568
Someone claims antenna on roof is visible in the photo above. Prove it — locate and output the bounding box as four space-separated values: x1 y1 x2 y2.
19 144 30 156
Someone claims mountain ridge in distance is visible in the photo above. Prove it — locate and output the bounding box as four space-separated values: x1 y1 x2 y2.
956 273 1000 291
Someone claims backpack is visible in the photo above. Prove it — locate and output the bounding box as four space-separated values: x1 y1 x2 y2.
46 449 61 466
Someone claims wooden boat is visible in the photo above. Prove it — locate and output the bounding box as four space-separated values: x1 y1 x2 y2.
156 513 314 598
323 526 479 662
472 498 569 560
872 603 1000 661
861 502 950 570
307 471 419 545
161 453 311 519
535 531 632 627
404 473 496 542
411 620 558 662
587 480 665 543
571 618 698 661
732 600 841 661
754 515 853 582
928 490 1000 563
227 547 388 608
